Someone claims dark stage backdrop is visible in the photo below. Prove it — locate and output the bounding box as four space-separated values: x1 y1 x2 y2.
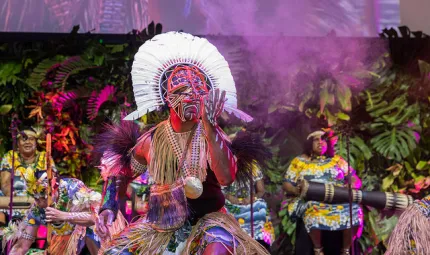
0 0 400 36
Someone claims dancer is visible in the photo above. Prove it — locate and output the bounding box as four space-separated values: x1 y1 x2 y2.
386 194 430 255
95 32 268 254
283 130 363 255
8 166 102 255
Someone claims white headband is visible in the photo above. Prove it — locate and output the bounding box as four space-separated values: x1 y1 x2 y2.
307 131 325 140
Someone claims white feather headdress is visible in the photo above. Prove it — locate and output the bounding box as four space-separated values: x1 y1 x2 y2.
124 32 252 122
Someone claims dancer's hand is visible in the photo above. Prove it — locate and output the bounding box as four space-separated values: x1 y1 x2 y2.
45 207 66 223
96 209 115 240
203 88 226 126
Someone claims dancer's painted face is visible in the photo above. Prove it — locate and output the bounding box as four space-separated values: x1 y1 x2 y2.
166 66 209 122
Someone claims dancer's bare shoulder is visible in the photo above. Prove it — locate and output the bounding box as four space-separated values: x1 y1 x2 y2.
134 131 152 163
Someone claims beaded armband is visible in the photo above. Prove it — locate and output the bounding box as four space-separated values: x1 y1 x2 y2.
131 155 148 176
21 232 36 242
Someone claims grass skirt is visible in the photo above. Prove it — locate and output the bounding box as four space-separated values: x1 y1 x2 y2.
100 211 269 255
386 201 430 255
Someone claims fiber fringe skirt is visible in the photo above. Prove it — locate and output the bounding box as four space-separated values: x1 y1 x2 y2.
100 211 269 255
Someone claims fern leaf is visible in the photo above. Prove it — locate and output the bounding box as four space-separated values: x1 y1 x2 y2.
27 59 61 90
336 85 352 111
55 56 98 90
52 91 78 112
87 85 117 120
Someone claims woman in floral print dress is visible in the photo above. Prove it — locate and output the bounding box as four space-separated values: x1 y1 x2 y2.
223 165 275 250
0 128 56 221
283 130 363 255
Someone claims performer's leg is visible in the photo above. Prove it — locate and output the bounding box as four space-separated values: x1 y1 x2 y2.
295 219 314 255
341 226 358 254
203 243 232 255
85 236 100 255
309 230 324 255
256 239 271 251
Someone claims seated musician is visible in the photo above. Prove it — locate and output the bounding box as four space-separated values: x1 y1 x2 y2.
9 166 102 255
282 129 363 255
0 128 56 223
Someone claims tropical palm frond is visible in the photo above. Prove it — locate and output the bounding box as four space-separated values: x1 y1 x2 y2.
371 127 418 162
51 90 78 112
87 85 117 120
0 62 23 86
27 58 61 90
55 56 98 90
367 91 419 126
337 135 372 170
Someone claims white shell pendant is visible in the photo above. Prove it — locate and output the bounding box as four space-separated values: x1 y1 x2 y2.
184 176 203 199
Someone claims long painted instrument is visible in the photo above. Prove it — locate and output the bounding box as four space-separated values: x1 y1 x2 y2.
299 179 414 210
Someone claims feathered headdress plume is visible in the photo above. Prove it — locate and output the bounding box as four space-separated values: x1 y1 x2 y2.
93 121 143 180
229 130 272 185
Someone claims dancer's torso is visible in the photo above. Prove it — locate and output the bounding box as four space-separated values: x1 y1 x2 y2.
141 124 226 224
187 168 225 224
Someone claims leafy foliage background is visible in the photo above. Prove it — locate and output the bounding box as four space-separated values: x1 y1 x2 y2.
0 25 430 254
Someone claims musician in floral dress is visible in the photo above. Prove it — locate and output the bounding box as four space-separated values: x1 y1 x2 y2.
283 130 363 255
0 128 56 221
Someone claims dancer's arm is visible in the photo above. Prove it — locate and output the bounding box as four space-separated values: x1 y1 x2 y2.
255 179 266 199
98 151 147 220
9 225 38 255
96 135 150 238
203 89 236 186
45 207 94 226
99 177 120 218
